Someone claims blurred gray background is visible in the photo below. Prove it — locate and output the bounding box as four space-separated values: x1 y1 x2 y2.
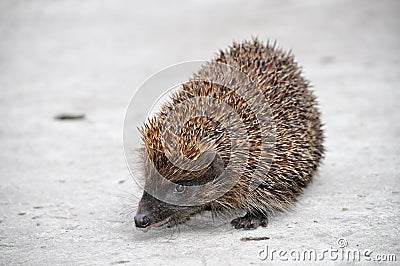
0 0 399 265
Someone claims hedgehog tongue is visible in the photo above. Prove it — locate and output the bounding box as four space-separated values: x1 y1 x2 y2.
142 217 171 233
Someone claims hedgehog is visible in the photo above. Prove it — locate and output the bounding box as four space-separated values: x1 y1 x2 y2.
133 39 324 231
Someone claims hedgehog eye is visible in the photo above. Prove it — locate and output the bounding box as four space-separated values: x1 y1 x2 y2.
173 184 185 194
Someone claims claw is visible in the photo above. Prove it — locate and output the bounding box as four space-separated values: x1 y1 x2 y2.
231 213 268 230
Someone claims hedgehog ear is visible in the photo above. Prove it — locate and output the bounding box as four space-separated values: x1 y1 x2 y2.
209 152 224 177
197 151 225 180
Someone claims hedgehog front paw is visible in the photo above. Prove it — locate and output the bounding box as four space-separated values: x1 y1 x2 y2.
231 214 268 230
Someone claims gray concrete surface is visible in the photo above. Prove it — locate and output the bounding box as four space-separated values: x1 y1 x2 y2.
1 0 399 265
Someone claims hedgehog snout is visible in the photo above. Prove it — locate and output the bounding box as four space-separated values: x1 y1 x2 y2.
134 213 151 228
134 191 159 228
134 190 178 230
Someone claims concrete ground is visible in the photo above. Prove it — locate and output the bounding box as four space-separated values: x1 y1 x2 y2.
0 0 399 265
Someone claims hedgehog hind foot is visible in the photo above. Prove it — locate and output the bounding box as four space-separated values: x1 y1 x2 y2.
231 213 268 230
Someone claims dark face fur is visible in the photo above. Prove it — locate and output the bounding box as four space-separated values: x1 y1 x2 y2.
134 152 224 232
134 190 204 232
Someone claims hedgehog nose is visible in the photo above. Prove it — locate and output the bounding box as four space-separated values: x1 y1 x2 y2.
134 214 151 228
